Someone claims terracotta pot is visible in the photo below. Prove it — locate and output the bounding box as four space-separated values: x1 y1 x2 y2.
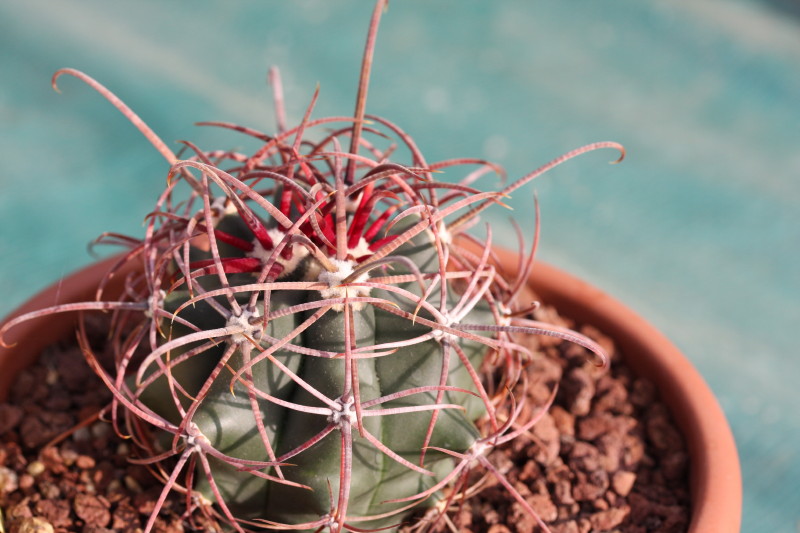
0 253 741 531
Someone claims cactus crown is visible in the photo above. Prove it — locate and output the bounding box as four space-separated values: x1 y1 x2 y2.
1 2 624 532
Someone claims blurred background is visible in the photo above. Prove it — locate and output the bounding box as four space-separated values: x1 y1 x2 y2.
0 1 797 530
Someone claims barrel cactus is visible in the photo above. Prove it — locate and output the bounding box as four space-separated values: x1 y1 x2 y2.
1 2 624 532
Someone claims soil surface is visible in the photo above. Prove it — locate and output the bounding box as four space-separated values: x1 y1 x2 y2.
0 317 221 533
405 303 690 532
0 305 689 532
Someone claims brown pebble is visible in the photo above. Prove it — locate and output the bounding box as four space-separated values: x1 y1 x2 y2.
592 497 609 511
563 367 595 416
612 470 637 496
38 447 66 476
105 478 123 494
527 492 558 522
569 441 602 472
39 481 60 500
577 517 592 533
0 404 24 433
572 469 609 501
661 451 689 482
4 501 33 522
0 465 20 495
59 447 78 466
13 516 55 533
596 432 625 472
116 442 130 456
72 427 91 442
630 378 656 407
18 473 35 490
123 475 143 494
621 432 646 467
589 506 630 530
74 493 111 528
549 521 580 533
546 463 575 505
531 413 560 466
19 412 74 450
550 405 575 437
33 499 71 528
26 461 46 477
646 405 683 451
111 499 140 530
76 455 96 469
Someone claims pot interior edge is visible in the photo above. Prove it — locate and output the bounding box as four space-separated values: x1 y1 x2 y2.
0 257 126 401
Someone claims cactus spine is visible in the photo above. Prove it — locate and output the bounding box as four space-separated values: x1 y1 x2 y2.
0 2 624 531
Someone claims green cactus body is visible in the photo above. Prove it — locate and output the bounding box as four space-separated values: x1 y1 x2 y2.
145 214 496 530
191 289 303 518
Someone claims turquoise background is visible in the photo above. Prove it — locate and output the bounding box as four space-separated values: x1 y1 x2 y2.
1 1 797 530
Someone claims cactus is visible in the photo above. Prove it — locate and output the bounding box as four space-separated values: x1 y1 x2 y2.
1 2 624 532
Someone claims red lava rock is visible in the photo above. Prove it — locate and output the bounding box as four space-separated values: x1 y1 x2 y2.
568 441 602 472
531 413 561 466
4 502 34 526
621 431 646 468
576 517 592 533
578 413 621 442
34 498 72 528
9 516 55 533
661 451 689 482
589 505 630 530
612 470 637 497
10 369 48 405
110 499 139 530
594 378 631 415
592 497 609 510
577 413 637 443
38 447 67 476
19 412 75 450
0 404 24 433
546 462 575 505
153 516 186 533
549 405 575 438
519 457 543 482
561 367 595 416
75 455 96 470
74 493 112 527
596 434 625 472
0 465 20 496
18 473 35 491
646 404 684 452
630 378 657 408
525 492 558 522
549 521 580 533
572 469 609 501
55 348 95 392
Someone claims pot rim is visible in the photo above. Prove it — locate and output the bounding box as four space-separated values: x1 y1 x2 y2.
1 253 742 531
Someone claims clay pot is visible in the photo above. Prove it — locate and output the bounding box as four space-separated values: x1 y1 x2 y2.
0 253 742 531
